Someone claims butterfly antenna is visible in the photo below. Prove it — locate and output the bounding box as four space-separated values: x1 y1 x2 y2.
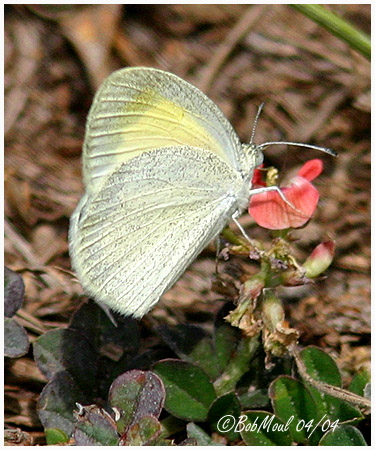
250 102 265 145
257 141 337 157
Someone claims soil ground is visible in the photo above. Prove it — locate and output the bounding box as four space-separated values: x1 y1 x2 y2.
4 5 370 444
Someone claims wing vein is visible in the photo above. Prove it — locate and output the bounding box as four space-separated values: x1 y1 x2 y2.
78 195 224 262
111 199 223 299
95 198 218 288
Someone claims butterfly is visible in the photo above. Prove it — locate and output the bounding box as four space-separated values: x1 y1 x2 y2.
69 67 335 318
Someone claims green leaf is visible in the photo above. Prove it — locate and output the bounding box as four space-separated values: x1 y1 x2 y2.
44 428 69 445
348 369 371 397
240 411 293 445
270 376 317 444
4 317 29 358
300 346 363 424
153 359 216 421
157 324 221 380
238 388 270 409
319 424 367 446
207 392 241 441
38 371 89 439
299 346 340 420
108 370 164 434
74 404 119 446
213 303 241 372
300 346 341 387
33 328 98 395
186 423 221 446
4 267 25 318
159 415 186 439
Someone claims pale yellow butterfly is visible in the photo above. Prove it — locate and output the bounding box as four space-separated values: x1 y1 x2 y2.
69 67 335 318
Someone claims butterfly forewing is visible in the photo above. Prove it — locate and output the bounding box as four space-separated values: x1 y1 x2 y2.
83 67 245 189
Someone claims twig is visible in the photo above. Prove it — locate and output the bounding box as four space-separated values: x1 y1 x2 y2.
5 219 61 289
198 5 270 93
4 219 40 266
292 345 371 412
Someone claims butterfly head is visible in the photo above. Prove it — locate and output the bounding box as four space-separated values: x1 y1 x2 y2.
243 102 336 178
242 142 264 173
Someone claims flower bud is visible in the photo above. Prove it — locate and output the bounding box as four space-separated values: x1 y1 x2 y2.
303 240 335 278
262 290 284 332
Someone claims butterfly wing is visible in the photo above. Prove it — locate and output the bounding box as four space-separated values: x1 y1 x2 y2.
69 146 244 317
82 67 245 190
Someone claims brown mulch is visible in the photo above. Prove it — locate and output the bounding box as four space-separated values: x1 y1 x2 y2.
4 4 370 444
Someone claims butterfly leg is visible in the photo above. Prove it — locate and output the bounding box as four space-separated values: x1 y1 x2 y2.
99 303 118 327
249 185 305 216
231 212 264 258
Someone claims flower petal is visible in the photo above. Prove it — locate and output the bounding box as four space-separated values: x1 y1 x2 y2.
249 176 319 230
251 166 265 187
297 159 323 181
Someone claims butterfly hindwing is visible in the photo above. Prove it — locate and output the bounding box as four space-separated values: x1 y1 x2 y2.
70 146 244 317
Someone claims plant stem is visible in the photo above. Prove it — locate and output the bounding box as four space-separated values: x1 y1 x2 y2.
214 335 260 396
291 4 370 60
221 226 247 247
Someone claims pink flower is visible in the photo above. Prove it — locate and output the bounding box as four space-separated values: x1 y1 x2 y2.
249 159 323 230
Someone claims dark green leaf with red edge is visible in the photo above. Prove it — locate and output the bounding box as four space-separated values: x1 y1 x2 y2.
319 424 367 446
157 324 221 380
153 359 216 421
33 328 98 395
270 375 317 444
4 267 25 318
108 370 165 434
5 317 29 358
38 370 90 440
107 347 175 398
300 346 363 424
240 411 293 445
120 415 162 445
73 404 119 446
207 392 241 441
